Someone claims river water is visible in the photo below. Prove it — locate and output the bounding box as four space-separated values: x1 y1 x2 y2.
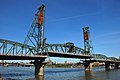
0 66 120 80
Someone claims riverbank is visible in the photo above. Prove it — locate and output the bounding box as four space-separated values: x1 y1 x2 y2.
46 62 103 68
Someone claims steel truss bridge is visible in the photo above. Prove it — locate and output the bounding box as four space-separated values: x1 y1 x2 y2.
0 4 120 76
0 4 119 62
0 38 119 61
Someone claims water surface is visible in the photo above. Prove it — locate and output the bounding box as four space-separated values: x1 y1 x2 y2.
0 66 120 80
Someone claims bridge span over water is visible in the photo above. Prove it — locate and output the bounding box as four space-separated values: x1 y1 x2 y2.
0 4 120 76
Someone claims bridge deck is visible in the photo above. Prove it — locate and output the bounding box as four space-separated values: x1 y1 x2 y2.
42 51 94 59
0 54 47 60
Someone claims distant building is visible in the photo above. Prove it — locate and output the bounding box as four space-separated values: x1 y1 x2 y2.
64 61 73 64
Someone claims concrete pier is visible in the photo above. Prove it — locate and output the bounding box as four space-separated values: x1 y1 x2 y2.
84 62 92 71
105 62 111 70
115 63 119 69
34 59 45 76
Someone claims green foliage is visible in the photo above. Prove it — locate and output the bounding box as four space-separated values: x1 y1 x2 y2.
46 63 73 68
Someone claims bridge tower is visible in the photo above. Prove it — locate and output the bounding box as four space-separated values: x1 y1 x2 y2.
24 4 46 76
24 4 46 54
83 27 93 71
83 27 93 55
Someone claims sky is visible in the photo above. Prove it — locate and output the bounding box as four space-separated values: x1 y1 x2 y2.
0 0 120 62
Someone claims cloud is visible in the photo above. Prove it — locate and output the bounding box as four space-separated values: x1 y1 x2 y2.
96 31 120 38
50 12 99 22
93 31 120 46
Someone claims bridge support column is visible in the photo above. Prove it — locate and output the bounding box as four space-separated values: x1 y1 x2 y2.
84 62 92 71
34 59 45 76
115 63 119 69
105 62 111 70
